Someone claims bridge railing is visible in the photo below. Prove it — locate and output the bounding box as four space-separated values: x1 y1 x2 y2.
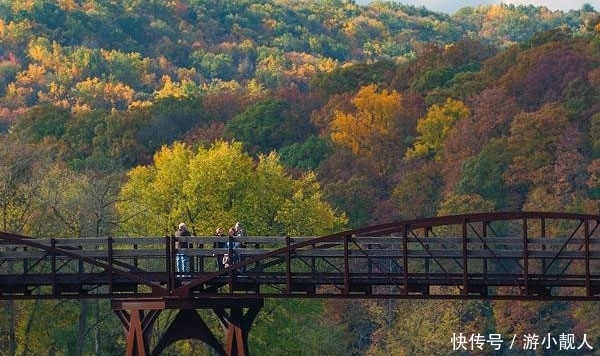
2 212 600 300
180 231 600 299
0 236 172 298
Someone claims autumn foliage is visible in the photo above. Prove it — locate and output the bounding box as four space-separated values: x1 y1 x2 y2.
1 0 600 355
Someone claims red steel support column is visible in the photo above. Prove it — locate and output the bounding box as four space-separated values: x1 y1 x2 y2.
114 308 160 356
214 302 263 356
113 298 263 356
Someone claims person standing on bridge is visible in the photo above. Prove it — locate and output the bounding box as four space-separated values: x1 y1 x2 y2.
233 222 248 271
214 226 226 269
175 222 192 276
222 227 239 268
233 221 245 239
236 220 257 249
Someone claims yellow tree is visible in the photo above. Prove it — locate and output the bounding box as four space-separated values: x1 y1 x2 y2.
154 75 197 99
117 142 191 236
116 141 346 237
183 140 256 233
71 77 135 111
5 63 47 108
406 98 471 162
329 84 406 176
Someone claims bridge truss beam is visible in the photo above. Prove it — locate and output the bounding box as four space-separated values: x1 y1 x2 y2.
3 211 600 355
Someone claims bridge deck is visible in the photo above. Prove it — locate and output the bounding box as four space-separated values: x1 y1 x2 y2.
2 211 600 300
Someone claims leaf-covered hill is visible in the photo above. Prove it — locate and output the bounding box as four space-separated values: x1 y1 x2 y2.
2 0 600 222
1 0 599 223
3 1 600 355
0 0 597 122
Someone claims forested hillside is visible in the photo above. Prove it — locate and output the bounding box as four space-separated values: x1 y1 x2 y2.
2 0 600 355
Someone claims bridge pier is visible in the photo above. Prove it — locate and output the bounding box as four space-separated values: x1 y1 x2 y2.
112 297 264 356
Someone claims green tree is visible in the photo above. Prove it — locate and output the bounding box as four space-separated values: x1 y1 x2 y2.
190 50 235 80
136 95 206 155
252 299 349 355
0 138 46 356
310 61 396 96
9 103 71 143
0 59 20 97
0 137 122 356
225 98 295 154
589 113 600 159
323 299 380 356
116 142 192 236
438 193 496 216
254 49 289 88
71 77 135 110
0 137 49 235
324 175 378 228
279 136 331 171
455 138 513 209
101 49 152 90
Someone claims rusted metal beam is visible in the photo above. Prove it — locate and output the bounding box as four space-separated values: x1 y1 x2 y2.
113 308 159 356
112 298 263 356
216 302 262 356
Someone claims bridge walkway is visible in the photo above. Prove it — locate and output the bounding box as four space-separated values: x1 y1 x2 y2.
2 211 600 355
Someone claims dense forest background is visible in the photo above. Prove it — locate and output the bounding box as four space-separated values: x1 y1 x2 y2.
2 0 600 355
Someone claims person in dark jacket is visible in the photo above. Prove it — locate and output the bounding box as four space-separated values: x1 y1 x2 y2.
214 226 226 269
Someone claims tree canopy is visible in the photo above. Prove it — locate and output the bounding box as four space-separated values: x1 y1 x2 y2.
116 141 347 237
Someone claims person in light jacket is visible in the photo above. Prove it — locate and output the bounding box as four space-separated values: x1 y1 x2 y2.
175 222 191 275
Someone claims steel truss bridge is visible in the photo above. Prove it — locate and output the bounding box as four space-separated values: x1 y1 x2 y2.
2 211 600 355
